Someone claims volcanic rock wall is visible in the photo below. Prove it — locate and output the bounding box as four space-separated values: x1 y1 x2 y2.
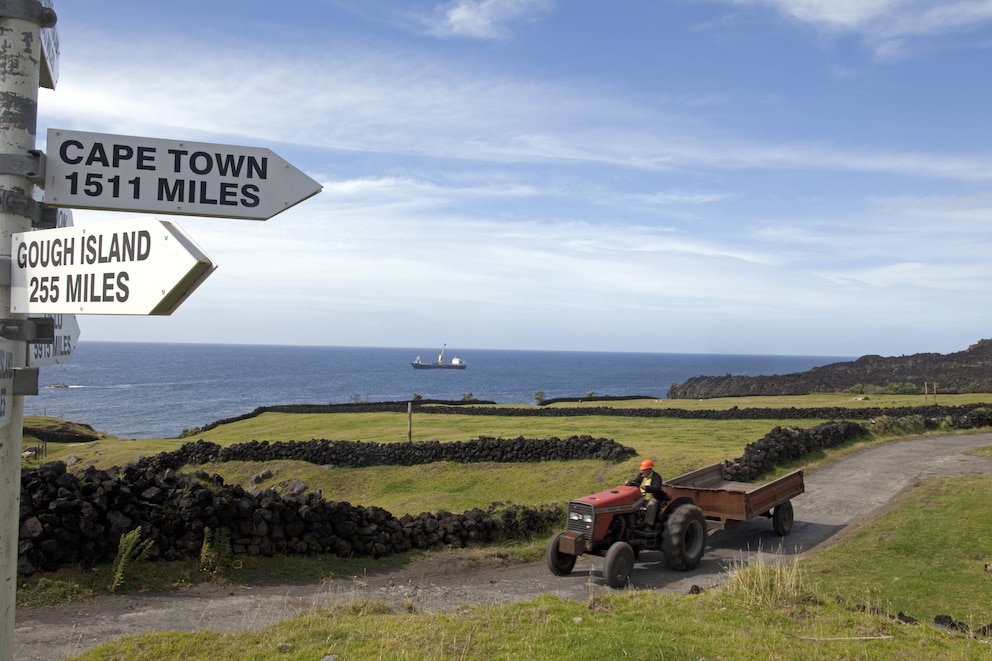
18 436 632 574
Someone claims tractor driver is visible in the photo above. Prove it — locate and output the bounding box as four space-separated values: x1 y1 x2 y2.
627 459 665 531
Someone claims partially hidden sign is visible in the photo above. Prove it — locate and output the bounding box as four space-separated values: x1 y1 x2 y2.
28 314 80 367
43 128 322 220
0 339 11 429
11 216 216 315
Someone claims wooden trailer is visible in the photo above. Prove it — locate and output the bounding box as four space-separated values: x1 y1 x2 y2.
663 463 804 536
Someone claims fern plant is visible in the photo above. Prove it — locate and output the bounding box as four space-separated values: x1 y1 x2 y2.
110 527 154 592
199 526 232 578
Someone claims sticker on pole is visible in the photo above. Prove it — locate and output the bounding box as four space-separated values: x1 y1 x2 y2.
0 339 11 428
11 216 216 315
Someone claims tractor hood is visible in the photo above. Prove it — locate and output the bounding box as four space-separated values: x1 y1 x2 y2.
574 485 642 508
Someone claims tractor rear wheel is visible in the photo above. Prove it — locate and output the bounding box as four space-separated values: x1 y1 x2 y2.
603 541 634 588
662 503 707 571
772 501 794 536
546 532 577 576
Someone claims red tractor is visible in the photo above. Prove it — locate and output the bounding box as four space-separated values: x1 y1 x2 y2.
546 484 707 588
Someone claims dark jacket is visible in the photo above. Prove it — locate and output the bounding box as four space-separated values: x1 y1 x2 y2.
627 470 664 499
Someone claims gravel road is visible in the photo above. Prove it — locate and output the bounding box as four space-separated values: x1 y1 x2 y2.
14 433 992 660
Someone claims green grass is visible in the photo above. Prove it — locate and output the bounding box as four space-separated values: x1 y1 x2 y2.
39 414 828 516
18 395 992 659
65 474 992 661
804 475 992 625
16 548 439 608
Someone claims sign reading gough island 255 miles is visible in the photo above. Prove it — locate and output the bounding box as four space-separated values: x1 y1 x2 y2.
44 129 322 220
11 216 216 315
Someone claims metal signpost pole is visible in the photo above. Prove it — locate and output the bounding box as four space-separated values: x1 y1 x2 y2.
0 3 55 658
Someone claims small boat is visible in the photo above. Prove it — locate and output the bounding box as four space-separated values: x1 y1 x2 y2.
412 344 467 369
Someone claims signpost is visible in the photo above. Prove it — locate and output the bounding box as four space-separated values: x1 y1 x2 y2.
1 7 51 656
44 128 322 220
2 6 322 656
11 216 217 315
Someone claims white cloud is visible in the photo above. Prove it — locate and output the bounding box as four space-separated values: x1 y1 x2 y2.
427 0 554 39
39 39 992 187
728 0 992 56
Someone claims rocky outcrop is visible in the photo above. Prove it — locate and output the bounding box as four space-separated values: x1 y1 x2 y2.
22 420 101 444
668 339 992 399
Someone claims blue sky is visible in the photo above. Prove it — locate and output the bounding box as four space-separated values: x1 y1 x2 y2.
35 0 992 357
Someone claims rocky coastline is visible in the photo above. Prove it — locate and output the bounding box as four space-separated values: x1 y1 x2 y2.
668 339 992 399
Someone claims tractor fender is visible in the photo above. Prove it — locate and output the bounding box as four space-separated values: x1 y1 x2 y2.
660 496 695 522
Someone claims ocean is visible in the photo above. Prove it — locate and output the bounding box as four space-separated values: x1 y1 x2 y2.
25 342 848 439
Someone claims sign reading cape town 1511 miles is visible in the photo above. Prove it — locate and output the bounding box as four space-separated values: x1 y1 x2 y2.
11 216 216 315
43 128 322 220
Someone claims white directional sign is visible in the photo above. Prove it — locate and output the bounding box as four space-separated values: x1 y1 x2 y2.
11 216 216 315
28 314 80 367
43 128 322 220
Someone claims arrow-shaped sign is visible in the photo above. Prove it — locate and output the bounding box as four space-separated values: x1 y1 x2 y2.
11 216 216 315
43 128 322 220
27 314 80 367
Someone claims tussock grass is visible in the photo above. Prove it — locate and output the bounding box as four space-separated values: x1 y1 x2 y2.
721 550 809 611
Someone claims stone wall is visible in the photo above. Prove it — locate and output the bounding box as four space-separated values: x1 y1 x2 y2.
18 435 633 575
721 406 992 480
19 407 992 575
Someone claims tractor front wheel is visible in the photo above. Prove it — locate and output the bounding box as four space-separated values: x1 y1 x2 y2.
662 503 707 571
603 541 634 588
546 532 577 576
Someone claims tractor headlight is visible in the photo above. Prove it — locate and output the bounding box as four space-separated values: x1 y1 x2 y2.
569 511 593 523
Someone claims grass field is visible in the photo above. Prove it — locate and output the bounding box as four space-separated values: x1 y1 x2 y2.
25 392 989 516
16 393 992 659
64 473 992 660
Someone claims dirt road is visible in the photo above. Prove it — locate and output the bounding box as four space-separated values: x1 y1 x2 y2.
14 433 992 660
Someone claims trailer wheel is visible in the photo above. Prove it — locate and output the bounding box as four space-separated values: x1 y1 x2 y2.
663 503 707 571
603 541 634 588
546 532 577 576
772 501 794 536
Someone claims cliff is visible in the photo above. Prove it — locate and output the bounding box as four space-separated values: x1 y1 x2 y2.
666 339 992 399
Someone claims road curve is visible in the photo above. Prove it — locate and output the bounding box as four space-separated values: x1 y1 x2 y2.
14 433 992 660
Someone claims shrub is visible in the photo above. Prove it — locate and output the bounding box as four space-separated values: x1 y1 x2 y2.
886 381 918 395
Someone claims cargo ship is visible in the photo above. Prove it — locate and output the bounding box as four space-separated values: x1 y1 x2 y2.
412 344 467 369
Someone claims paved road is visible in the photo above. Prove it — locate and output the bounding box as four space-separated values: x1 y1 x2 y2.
14 433 992 660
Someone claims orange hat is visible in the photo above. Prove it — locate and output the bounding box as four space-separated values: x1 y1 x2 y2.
639 459 654 470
